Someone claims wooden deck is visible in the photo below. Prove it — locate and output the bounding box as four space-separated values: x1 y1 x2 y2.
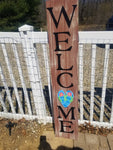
42 130 113 150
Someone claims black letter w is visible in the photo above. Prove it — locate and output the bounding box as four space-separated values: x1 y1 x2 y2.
47 5 77 28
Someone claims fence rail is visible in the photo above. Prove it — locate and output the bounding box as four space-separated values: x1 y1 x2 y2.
0 24 113 128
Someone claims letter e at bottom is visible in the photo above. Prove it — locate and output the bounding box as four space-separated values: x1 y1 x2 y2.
60 120 74 133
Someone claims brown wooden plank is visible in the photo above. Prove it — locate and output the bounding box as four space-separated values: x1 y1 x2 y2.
85 133 99 150
74 133 90 150
46 0 78 139
99 135 110 149
107 134 113 150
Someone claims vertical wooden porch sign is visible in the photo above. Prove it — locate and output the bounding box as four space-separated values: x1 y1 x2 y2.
46 0 78 139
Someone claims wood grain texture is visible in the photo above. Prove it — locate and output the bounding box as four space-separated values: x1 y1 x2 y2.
46 0 78 139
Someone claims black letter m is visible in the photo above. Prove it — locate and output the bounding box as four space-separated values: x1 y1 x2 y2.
47 5 77 28
57 106 75 120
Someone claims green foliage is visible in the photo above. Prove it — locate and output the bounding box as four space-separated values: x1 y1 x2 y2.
0 0 41 31
0 0 113 31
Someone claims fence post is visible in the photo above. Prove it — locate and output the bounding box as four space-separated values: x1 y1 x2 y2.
18 24 47 123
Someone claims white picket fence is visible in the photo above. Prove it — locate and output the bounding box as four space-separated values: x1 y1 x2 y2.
0 24 113 128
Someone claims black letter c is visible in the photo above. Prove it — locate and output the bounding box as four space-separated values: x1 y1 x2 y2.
57 72 73 88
